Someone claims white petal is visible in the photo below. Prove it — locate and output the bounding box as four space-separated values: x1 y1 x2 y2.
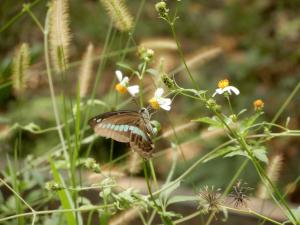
120 76 129 86
115 70 123 82
160 104 171 111
127 85 139 96
229 86 240 95
154 88 164 98
157 97 171 106
223 86 240 95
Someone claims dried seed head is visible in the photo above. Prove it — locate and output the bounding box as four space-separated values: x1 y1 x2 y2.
198 186 223 213
12 43 30 96
229 180 252 208
49 0 71 72
100 0 133 32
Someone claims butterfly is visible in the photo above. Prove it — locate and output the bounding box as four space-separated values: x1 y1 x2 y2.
88 107 154 159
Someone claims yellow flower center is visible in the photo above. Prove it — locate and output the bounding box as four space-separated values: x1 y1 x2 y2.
149 98 160 109
218 79 229 89
115 83 127 94
253 99 264 110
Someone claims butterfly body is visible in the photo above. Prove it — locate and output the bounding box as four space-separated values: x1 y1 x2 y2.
88 108 154 158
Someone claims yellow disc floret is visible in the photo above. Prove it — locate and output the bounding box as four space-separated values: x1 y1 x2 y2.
218 79 229 89
149 98 160 109
115 83 127 94
253 99 264 111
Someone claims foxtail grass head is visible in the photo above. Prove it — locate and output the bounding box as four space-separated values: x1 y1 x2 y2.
100 0 133 32
79 43 94 98
12 43 30 97
49 0 71 73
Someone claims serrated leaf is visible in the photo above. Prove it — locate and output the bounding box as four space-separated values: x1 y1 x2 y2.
224 149 246 158
253 147 268 163
240 112 263 135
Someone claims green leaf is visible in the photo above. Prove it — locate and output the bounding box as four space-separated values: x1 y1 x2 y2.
237 109 247 117
168 195 198 205
224 145 268 163
49 158 81 225
159 181 181 206
192 116 222 128
224 149 246 158
253 147 268 163
289 206 300 224
240 112 263 135
116 62 135 73
204 146 240 163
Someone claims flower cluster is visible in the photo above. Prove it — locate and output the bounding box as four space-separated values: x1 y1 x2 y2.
115 70 139 96
198 186 223 214
253 99 264 111
213 79 240 97
115 70 172 111
149 88 171 111
137 46 154 62
155 1 169 18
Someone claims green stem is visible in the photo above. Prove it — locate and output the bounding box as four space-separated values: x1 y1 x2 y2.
23 4 44 33
271 80 300 124
168 21 198 90
225 95 234 116
0 0 42 33
213 110 298 224
44 9 69 162
139 62 147 107
222 206 282 225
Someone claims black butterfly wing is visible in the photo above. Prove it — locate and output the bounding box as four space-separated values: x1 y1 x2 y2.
130 126 154 159
89 110 154 158
88 110 139 143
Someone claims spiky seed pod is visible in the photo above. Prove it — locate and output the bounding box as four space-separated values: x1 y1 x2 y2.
12 43 30 96
49 0 71 73
100 0 133 32
198 186 223 213
257 154 283 199
230 180 252 208
79 43 94 98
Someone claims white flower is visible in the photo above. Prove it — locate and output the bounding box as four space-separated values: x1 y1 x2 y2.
212 79 240 97
115 70 139 96
149 88 171 111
